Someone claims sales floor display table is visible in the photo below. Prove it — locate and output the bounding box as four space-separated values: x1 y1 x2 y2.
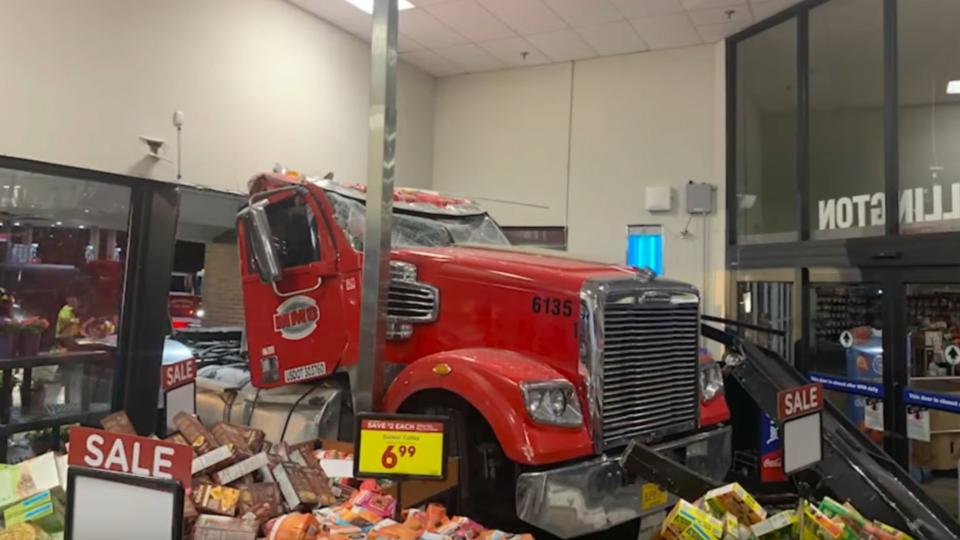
0 350 113 460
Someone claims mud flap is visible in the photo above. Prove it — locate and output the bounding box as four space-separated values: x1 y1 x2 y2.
701 321 960 538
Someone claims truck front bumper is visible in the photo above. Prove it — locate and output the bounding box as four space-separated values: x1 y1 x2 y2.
515 425 732 539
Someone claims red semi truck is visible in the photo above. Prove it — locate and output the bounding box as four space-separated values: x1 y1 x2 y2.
201 171 732 537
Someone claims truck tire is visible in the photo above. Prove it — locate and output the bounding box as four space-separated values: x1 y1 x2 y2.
399 393 521 530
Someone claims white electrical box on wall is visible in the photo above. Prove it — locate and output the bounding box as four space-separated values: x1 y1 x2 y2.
645 187 673 212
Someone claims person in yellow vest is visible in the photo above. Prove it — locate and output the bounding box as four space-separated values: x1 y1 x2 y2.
55 296 81 348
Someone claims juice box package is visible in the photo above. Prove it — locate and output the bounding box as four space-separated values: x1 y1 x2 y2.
703 483 767 525
796 499 844 540
750 510 795 540
662 499 724 540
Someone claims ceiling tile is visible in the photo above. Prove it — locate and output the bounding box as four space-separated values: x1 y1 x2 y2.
433 43 506 72
610 0 684 19
576 20 647 56
426 0 516 41
688 4 751 25
544 0 624 27
680 0 741 9
399 9 469 47
526 28 597 61
749 0 798 21
399 33 427 52
478 0 568 34
696 20 751 41
286 0 366 22
478 37 551 66
630 14 703 49
400 50 465 76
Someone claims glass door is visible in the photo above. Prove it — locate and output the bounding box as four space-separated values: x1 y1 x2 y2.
901 280 960 518
804 271 886 446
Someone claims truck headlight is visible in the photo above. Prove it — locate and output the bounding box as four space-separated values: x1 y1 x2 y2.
521 380 583 427
699 361 724 401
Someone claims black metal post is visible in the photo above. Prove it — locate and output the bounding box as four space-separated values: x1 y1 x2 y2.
115 185 180 435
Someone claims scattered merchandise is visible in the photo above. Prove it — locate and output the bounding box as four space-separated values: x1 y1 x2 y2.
655 482 913 540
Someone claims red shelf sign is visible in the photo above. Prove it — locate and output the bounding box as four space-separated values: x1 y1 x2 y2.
68 426 192 488
777 382 824 422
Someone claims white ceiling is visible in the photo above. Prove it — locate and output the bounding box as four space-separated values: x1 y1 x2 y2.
288 0 803 77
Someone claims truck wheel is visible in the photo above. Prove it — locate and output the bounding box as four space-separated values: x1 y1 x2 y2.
401 395 521 530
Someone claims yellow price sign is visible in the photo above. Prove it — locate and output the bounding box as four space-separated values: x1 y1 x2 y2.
641 482 669 509
355 415 447 479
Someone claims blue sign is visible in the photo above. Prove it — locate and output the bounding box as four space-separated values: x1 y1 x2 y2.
903 388 960 414
806 372 883 398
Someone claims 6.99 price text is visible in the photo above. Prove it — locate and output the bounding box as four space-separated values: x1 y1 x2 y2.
380 444 417 469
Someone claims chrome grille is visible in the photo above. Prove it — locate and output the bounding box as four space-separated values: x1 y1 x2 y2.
600 293 699 448
387 261 438 340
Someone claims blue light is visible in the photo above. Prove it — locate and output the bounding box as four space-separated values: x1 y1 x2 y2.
627 232 663 276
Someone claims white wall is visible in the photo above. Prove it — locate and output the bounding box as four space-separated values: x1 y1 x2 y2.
0 0 435 192
432 44 727 316
433 63 572 225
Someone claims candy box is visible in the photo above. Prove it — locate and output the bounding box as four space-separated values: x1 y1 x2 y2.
3 491 64 533
193 483 241 516
703 483 767 525
211 423 253 457
192 444 241 476
215 452 270 485
238 483 283 523
173 413 217 455
662 499 724 540
193 515 258 540
0 453 62 510
100 411 137 435
751 510 795 540
871 520 913 540
0 523 51 540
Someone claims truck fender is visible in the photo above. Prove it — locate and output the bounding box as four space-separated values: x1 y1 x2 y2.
383 348 594 465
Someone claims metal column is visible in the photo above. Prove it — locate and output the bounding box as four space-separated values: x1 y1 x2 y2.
355 0 399 414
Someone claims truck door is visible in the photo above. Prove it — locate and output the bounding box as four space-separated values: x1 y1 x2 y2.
239 188 347 388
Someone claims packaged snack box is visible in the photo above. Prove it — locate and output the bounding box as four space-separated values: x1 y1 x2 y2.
662 499 724 540
796 499 844 540
193 483 241 516
3 491 64 533
100 411 137 435
703 483 767 525
871 520 913 540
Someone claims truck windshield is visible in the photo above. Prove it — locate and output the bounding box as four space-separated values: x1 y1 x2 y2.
326 191 509 250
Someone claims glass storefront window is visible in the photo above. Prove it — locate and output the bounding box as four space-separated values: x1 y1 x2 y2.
736 281 793 363
809 0 885 239
898 0 960 235
173 188 245 330
0 168 130 460
735 18 799 244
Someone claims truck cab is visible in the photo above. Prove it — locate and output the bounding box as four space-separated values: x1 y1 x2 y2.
212 171 731 537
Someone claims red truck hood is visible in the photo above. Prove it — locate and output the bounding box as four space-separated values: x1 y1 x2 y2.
396 245 636 295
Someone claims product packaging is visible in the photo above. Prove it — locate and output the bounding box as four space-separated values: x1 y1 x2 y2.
2 491 64 533
262 512 321 540
796 499 844 540
661 499 724 540
0 453 62 509
192 444 241 476
211 423 253 457
231 425 267 454
750 510 796 539
272 462 319 510
164 432 192 447
193 483 241 516
0 523 51 540
100 411 137 435
301 466 336 507
215 452 270 486
193 514 258 540
173 412 217 455
703 482 767 525
238 483 284 524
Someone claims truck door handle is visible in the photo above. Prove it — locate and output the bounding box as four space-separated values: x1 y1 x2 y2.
272 276 323 298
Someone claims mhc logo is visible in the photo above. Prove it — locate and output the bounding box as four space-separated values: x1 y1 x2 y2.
273 295 319 340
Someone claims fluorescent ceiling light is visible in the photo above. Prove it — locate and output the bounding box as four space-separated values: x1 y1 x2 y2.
948 80 960 95
343 0 415 14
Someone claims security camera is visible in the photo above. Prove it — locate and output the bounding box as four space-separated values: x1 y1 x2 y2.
139 136 166 157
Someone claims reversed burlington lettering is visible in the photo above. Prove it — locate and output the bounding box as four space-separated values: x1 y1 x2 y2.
817 182 960 230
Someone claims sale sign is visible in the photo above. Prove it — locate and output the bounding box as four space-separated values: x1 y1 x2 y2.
68 426 192 488
354 414 447 480
777 382 824 422
162 357 197 391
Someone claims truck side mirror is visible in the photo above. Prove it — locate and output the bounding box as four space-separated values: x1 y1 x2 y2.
241 203 283 284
